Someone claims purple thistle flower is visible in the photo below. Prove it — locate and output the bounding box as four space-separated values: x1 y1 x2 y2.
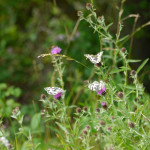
101 102 107 110
51 46 62 54
97 86 106 95
54 92 62 99
101 102 106 106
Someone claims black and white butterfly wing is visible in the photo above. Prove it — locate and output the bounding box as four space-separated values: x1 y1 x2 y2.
88 81 100 91
44 87 63 95
84 52 103 64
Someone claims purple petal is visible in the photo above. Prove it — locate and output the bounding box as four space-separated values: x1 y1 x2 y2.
101 102 106 106
97 86 106 95
51 46 62 54
54 92 62 99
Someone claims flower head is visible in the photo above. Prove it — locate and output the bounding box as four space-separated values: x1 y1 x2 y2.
44 87 64 99
101 102 107 110
88 81 106 95
84 52 103 64
51 46 62 54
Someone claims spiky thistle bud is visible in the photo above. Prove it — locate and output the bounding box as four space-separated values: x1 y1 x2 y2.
100 120 105 126
83 130 88 135
130 70 136 76
40 94 46 99
83 106 87 111
101 102 107 110
95 107 100 113
107 126 112 131
121 47 126 53
86 3 92 10
86 125 91 130
129 122 135 128
77 11 83 16
76 107 81 113
117 92 123 98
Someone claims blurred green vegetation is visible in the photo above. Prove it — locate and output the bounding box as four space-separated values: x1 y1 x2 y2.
0 0 150 104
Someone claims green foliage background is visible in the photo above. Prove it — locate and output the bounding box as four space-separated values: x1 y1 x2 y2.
0 0 150 114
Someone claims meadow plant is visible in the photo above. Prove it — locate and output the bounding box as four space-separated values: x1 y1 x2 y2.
0 1 150 150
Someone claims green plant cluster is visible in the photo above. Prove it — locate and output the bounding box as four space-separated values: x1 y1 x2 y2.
0 0 150 150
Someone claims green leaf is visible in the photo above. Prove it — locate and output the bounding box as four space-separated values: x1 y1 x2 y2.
56 122 69 134
106 22 113 31
117 35 129 43
137 58 149 74
31 113 41 130
110 69 124 74
127 59 141 63
110 67 130 74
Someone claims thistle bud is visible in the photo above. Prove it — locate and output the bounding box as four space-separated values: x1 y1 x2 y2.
107 126 112 131
100 120 105 126
77 11 83 17
111 116 115 120
101 102 107 110
86 3 92 10
40 94 46 99
83 106 87 111
98 16 102 20
86 125 91 130
95 107 100 113
129 122 135 128
121 47 126 53
130 70 136 76
76 107 81 113
95 62 102 67
117 92 123 98
41 109 46 115
83 130 88 135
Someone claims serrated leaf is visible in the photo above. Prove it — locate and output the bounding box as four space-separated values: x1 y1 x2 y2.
137 58 149 74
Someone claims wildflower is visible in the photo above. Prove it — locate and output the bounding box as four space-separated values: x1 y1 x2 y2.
101 102 107 110
77 11 83 16
129 122 135 128
0 137 11 149
51 46 62 54
44 87 64 99
98 16 102 21
111 116 115 120
88 81 106 96
83 106 87 111
86 3 92 10
100 120 105 126
130 70 136 76
76 107 81 113
40 94 46 100
83 130 88 135
12 107 19 115
117 92 123 98
95 107 100 113
86 125 91 130
121 47 126 53
107 127 112 131
41 109 46 115
84 52 103 64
